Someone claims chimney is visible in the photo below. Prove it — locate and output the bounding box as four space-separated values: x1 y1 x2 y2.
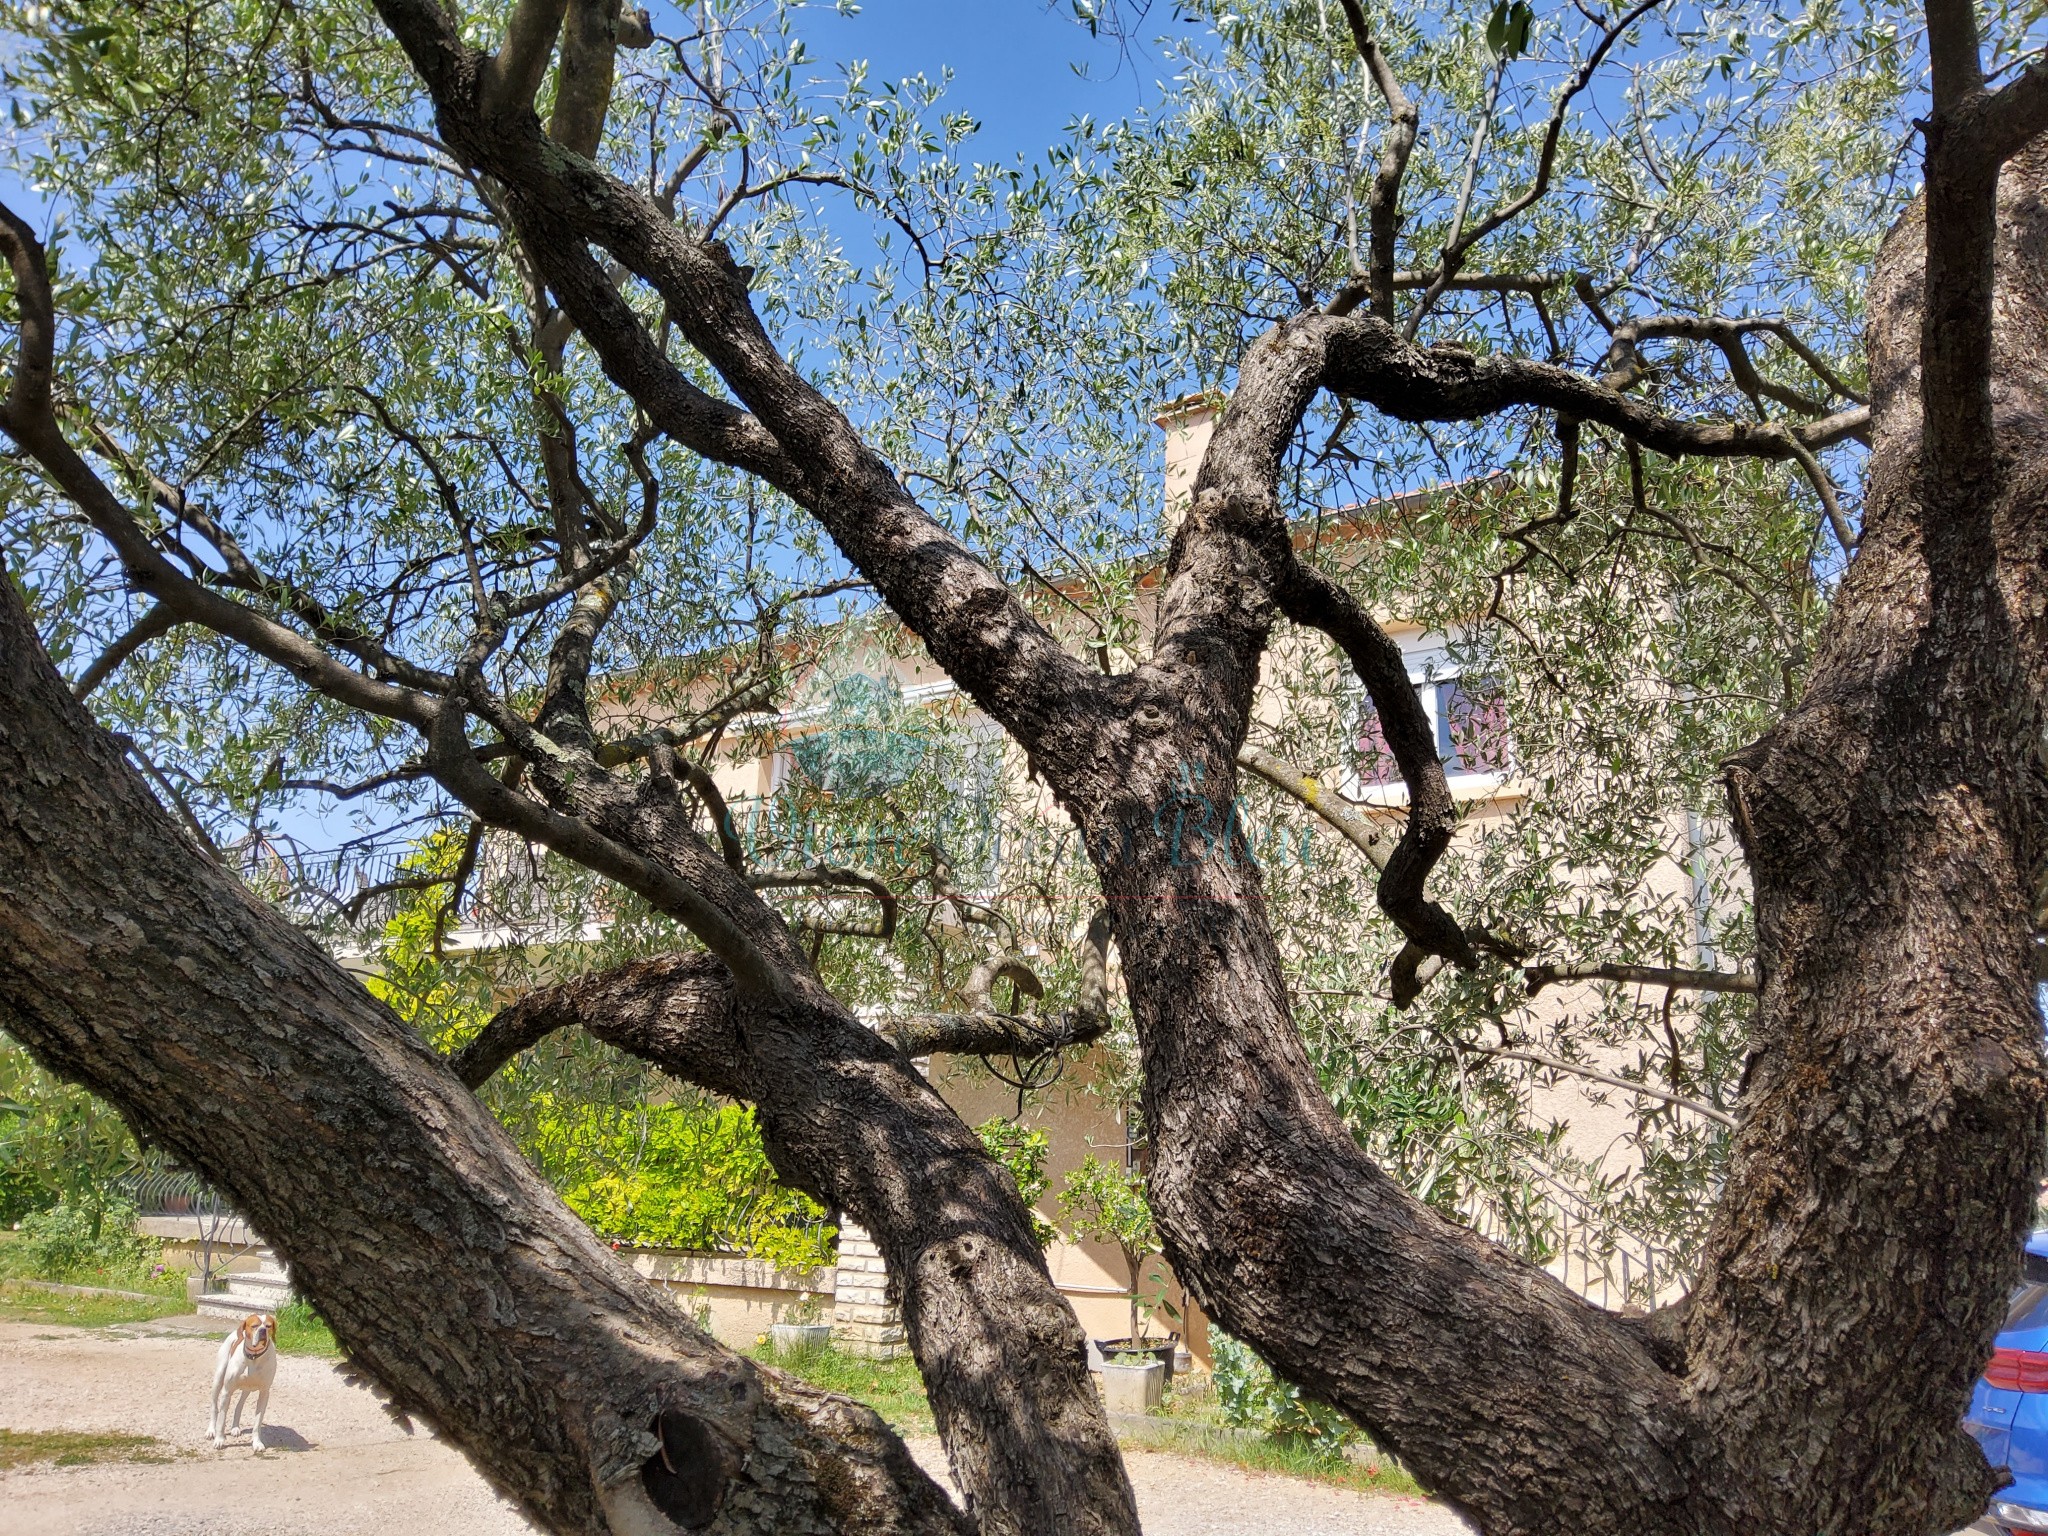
1153 392 1219 541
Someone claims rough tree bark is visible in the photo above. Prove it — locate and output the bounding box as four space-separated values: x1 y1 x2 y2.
0 571 969 1536
352 0 2048 1524
465 734 1140 1536
1684 138 2048 1535
6 0 2044 1530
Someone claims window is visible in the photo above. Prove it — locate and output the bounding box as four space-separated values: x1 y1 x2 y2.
1354 651 1509 791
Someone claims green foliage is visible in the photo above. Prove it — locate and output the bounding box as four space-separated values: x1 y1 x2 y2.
361 838 835 1271
1058 1153 1155 1263
0 1038 143 1227
276 1298 342 1357
1060 1152 1166 1337
0 1199 164 1288
540 1099 836 1272
976 1117 1059 1248
0 1278 187 1329
1212 1331 1358 1460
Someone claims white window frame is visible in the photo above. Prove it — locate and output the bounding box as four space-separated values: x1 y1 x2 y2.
1343 631 1512 807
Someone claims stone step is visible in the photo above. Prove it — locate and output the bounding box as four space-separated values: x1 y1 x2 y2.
196 1248 296 1318
225 1271 294 1299
197 1291 274 1321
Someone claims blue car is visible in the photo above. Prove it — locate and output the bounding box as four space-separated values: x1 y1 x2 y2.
1965 1232 2048 1534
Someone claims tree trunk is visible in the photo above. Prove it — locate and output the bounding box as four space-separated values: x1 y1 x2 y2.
1073 766 1737 1536
0 568 970 1536
1038 144 2048 1536
1683 140 2048 1536
442 946 1140 1536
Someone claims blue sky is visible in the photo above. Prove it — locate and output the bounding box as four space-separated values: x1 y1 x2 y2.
802 1 1171 164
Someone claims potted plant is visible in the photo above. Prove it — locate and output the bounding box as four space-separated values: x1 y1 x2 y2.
769 1288 831 1359
1097 1347 1167 1415
1058 1153 1178 1381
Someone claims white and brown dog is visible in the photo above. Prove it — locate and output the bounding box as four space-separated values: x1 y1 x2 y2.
209 1313 278 1451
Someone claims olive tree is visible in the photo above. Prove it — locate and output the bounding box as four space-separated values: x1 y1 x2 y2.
0 0 2044 1533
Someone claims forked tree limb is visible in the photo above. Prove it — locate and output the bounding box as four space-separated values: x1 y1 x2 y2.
0 570 969 1536
0 196 1137 1536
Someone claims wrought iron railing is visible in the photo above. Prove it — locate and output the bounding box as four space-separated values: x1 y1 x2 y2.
1464 1155 1696 1311
122 1163 262 1289
231 834 591 943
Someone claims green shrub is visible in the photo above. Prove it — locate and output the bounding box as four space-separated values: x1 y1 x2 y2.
2 1199 160 1286
365 840 838 1273
1212 1330 1358 1460
0 1037 143 1227
976 1118 1059 1248
541 1100 837 1272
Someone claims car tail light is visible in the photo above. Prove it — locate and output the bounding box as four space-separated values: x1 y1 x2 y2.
1986 1348 2048 1392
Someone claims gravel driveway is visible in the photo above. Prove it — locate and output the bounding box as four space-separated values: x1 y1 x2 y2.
0 1318 1469 1536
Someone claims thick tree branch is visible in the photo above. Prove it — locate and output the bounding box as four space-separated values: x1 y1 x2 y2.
450 950 734 1090
423 701 792 998
441 937 1145 1536
1524 960 1758 996
1959 58 2048 165
454 926 1111 1079
0 572 969 1536
1320 311 1868 456
1275 560 1477 985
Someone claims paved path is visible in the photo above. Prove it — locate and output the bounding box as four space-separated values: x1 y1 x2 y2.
0 1318 1469 1535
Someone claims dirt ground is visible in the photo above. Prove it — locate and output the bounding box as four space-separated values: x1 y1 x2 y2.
0 1316 1470 1536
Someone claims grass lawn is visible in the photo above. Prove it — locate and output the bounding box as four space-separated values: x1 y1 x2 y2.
0 1428 175 1471
274 1299 342 1357
0 1280 188 1330
750 1343 1424 1497
1122 1417 1424 1496
747 1341 936 1435
0 1279 340 1357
